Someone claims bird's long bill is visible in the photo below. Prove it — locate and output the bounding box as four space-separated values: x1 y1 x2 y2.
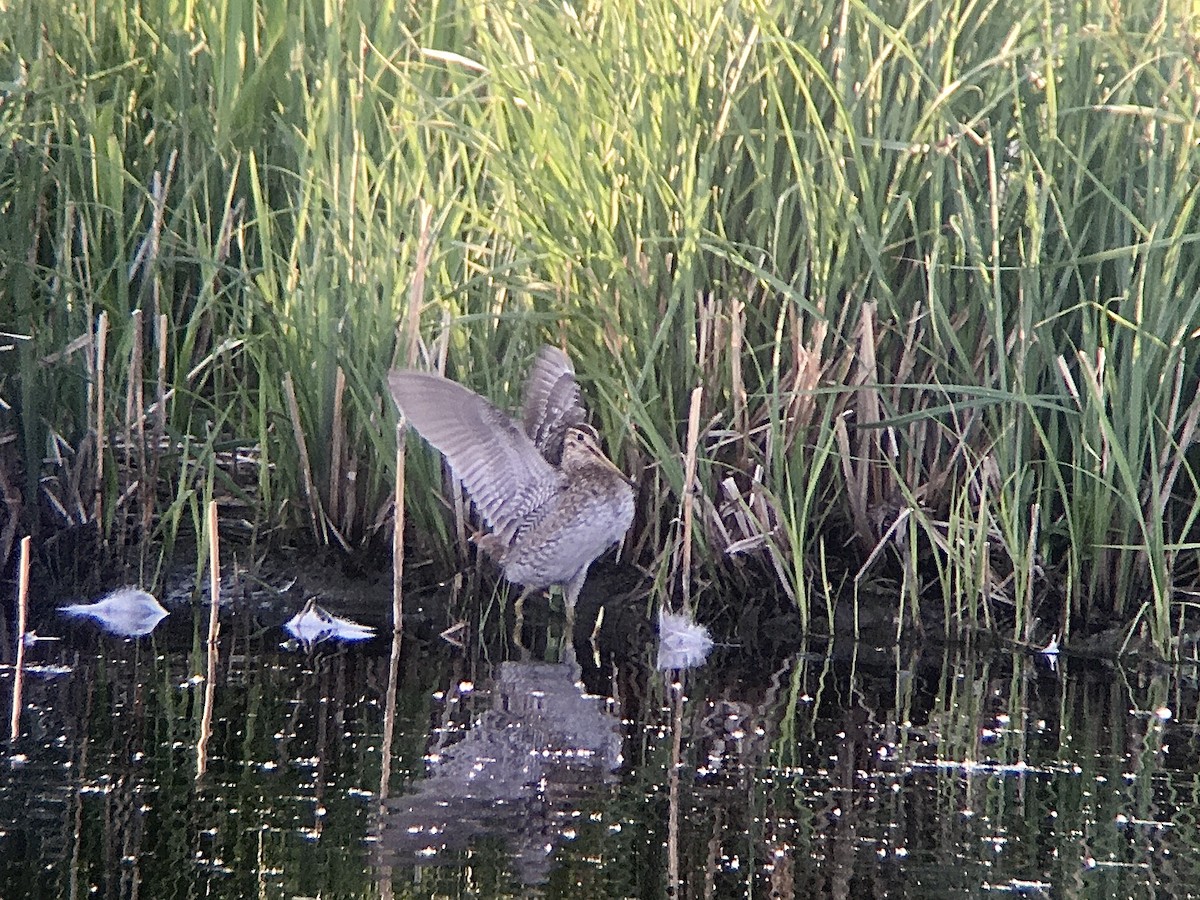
587 442 638 488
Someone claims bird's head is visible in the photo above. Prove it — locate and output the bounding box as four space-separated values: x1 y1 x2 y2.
560 426 636 486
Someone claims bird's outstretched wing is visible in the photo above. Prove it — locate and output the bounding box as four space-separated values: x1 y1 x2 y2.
387 370 560 535
521 345 588 464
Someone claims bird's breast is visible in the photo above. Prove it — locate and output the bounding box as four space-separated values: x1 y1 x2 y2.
498 472 634 589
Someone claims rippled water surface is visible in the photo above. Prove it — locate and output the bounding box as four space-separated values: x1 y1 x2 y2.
1 583 1198 899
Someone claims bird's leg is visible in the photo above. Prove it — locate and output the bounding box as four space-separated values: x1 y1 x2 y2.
563 569 589 639
589 604 605 644
511 586 534 650
513 585 534 617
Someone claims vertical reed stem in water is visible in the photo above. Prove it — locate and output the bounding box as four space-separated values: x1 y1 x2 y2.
198 500 220 778
393 422 406 633
679 386 703 605
8 536 30 742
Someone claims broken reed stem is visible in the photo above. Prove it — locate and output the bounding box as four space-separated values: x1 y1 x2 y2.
328 366 346 526
1023 502 1041 643
855 302 881 498
730 297 745 437
155 313 168 437
378 628 403 804
680 385 704 606
198 500 219 778
393 422 406 633
666 676 685 896
206 499 220 646
390 203 434 633
9 535 30 742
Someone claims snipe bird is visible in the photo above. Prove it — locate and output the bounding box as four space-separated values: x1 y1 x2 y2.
387 346 635 622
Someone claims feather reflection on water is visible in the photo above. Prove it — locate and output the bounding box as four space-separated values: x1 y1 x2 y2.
282 597 374 649
657 608 714 671
59 587 168 637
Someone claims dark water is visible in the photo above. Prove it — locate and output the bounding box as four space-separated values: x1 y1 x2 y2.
2 583 1199 899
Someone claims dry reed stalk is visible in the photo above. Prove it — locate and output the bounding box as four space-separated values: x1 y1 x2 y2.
853 302 882 499
127 309 149 537
393 422 407 633
283 372 321 543
721 477 756 546
8 535 30 742
730 297 746 438
679 385 703 603
130 151 174 277
147 160 167 402
719 472 798 602
749 474 798 604
666 678 684 895
378 629 404 804
392 203 433 631
328 366 346 526
37 331 91 366
825 301 856 387
154 313 167 439
712 302 729 390
1056 355 1082 407
697 292 714 377
1022 502 1041 642
835 413 869 545
198 500 220 778
765 292 788 463
749 465 770 529
342 446 359 540
835 303 885 549
123 309 141 448
779 303 828 450
703 490 735 553
207 499 220 644
436 309 466 560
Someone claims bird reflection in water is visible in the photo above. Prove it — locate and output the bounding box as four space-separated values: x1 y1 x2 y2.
374 647 621 885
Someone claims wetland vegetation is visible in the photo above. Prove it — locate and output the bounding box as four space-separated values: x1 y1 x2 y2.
2 0 1200 657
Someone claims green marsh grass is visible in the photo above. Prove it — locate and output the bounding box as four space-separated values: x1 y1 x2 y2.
2 0 1199 655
